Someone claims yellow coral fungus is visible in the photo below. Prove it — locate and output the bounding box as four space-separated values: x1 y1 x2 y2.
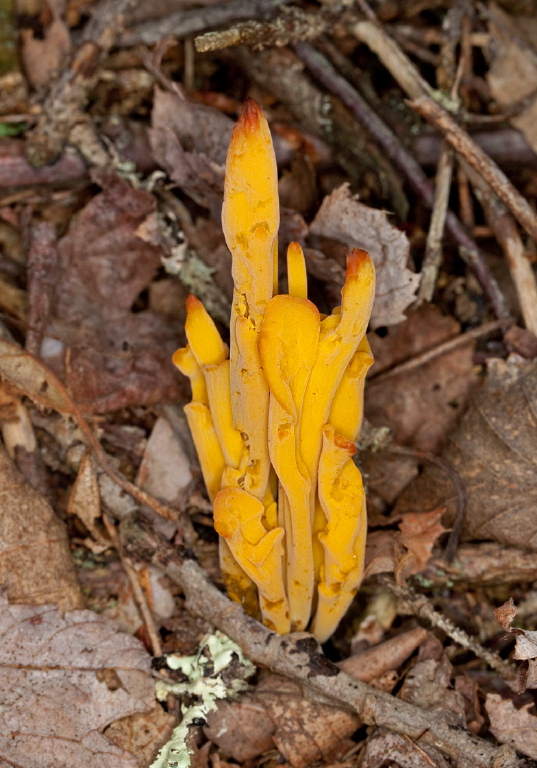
174 99 375 641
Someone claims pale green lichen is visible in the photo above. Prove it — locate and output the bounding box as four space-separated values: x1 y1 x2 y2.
150 632 255 768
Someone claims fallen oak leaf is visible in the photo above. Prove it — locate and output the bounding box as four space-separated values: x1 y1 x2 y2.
395 359 537 551
0 443 82 610
0 337 77 416
0 597 167 768
363 510 446 583
494 597 537 691
309 183 419 329
396 508 446 585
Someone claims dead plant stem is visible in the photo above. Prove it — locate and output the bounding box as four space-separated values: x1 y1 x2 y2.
369 318 513 385
418 146 454 303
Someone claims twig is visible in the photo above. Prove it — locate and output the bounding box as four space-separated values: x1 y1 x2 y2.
412 129 537 169
194 3 351 52
120 0 292 47
417 146 454 302
426 542 537 588
293 41 509 319
380 576 515 680
462 163 537 336
0 142 87 187
122 514 522 768
103 515 163 657
410 97 537 243
25 222 59 357
25 0 139 167
369 318 513 385
457 164 475 232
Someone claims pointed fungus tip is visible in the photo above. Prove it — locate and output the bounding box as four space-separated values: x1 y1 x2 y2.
236 97 263 133
186 294 202 312
345 248 371 279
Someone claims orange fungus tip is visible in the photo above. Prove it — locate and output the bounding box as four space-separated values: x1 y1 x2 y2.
346 248 371 279
186 294 202 312
237 97 263 133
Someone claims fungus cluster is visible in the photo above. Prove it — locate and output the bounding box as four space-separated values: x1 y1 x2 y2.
174 99 375 642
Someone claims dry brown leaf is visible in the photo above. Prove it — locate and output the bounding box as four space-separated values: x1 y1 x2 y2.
0 598 161 768
0 443 82 611
366 305 477 452
149 89 231 218
137 414 193 510
362 728 451 768
36 171 184 413
363 510 445 582
105 706 175 768
0 338 77 416
204 694 275 762
309 183 419 329
486 3 537 156
21 17 71 90
68 451 102 539
493 598 537 691
485 693 537 760
339 627 428 687
257 675 358 768
396 508 446 584
395 359 537 551
399 635 466 727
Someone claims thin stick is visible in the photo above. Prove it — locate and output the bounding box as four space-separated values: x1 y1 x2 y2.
104 515 163 657
122 514 520 768
294 41 509 319
463 163 537 336
380 576 515 680
369 318 514 384
418 146 454 303
410 96 537 243
457 164 475 231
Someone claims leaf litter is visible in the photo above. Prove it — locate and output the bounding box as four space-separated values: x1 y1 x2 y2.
2 1 537 766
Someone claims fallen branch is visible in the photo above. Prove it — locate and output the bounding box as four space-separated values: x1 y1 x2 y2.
122 514 523 768
194 3 352 52
368 318 513 385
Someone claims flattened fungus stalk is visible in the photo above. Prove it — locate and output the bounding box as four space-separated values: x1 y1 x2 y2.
174 99 375 643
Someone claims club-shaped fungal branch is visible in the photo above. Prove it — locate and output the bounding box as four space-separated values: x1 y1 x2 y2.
174 99 375 642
